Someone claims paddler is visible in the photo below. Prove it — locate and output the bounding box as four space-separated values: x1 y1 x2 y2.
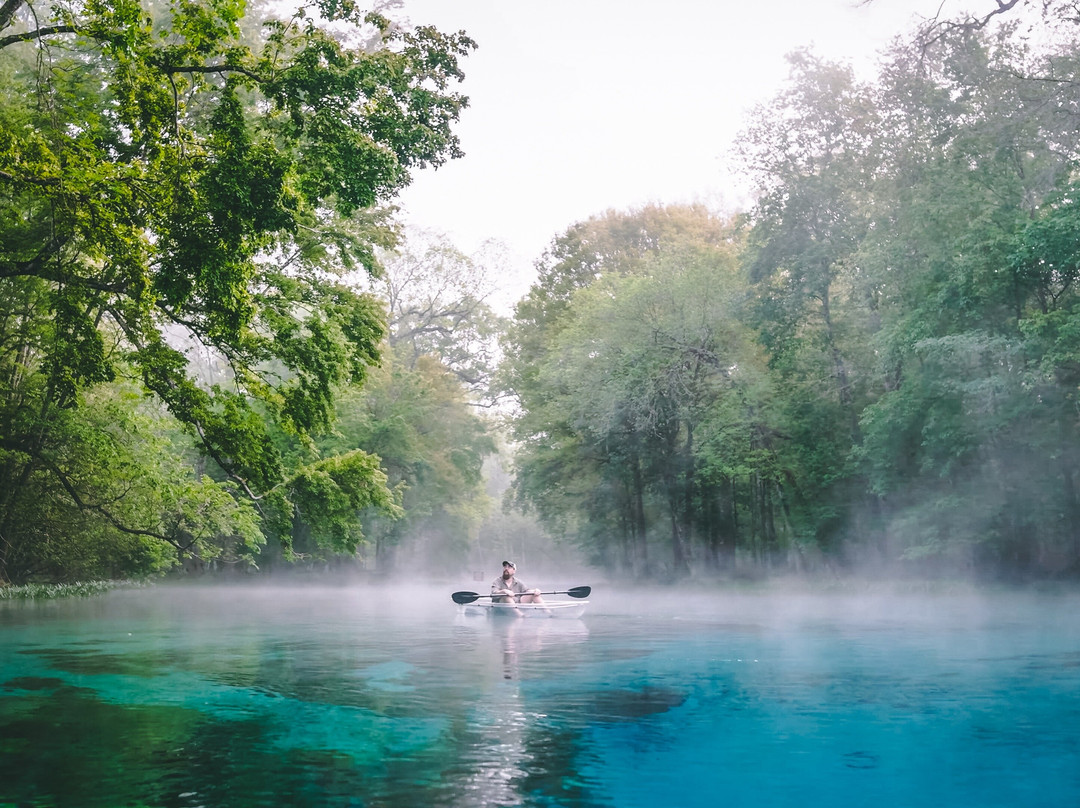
491 561 545 612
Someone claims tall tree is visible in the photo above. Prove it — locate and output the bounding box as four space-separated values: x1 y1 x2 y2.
0 0 474 582
737 52 884 556
506 207 777 577
377 230 506 405
297 229 500 575
323 349 494 573
739 51 879 432
852 23 1080 572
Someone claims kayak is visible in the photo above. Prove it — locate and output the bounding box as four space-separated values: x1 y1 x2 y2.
459 600 588 619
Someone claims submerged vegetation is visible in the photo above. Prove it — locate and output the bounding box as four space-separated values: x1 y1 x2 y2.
2 0 1080 584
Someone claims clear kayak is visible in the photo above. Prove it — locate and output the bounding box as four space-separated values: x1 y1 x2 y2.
459 600 588 619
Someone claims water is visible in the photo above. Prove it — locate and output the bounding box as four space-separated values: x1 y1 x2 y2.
2 584 1079 808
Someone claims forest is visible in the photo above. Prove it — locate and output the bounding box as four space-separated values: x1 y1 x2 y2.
2 0 1080 585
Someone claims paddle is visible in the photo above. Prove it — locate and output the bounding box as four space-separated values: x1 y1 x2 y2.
451 585 592 605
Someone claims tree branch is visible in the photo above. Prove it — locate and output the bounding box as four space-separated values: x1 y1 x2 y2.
35 453 179 546
917 0 1026 51
0 0 26 34
0 22 263 88
967 0 1026 30
0 23 77 49
0 168 60 186
100 315 273 509
147 58 263 83
0 246 133 297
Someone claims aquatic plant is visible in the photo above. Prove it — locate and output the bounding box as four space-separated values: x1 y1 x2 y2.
0 581 125 601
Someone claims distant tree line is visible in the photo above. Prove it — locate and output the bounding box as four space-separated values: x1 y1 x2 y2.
505 12 1080 580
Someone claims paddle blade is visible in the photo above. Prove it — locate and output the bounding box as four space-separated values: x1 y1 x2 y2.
567 586 591 599
451 591 481 604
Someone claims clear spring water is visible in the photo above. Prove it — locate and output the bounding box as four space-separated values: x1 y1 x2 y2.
1 583 1079 808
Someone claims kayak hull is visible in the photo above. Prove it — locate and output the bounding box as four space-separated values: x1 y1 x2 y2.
460 600 588 619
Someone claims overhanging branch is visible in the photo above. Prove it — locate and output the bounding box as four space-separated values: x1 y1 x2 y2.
0 23 76 49
36 453 176 545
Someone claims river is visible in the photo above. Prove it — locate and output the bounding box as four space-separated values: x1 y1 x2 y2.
2 583 1078 807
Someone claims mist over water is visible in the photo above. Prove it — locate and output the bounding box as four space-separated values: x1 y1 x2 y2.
2 582 1079 807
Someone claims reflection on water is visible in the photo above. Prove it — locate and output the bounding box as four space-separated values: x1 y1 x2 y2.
448 615 591 807
2 585 1080 807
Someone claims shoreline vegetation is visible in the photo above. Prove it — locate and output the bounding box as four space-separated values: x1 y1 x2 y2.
3 574 1079 602
0 581 127 601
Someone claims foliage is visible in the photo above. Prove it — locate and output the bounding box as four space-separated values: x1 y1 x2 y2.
741 17 1080 575
0 579 122 599
320 347 495 572
0 378 261 582
0 0 474 582
506 207 780 576
9 0 1080 584
261 229 502 575
505 10 1080 580
376 229 507 405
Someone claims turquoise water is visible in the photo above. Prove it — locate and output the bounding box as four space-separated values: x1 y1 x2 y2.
1 584 1079 807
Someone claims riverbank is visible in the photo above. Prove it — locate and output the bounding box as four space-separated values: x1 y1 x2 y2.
0 580 130 600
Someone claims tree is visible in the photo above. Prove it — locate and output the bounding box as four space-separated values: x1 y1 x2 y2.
323 348 494 573
739 51 880 433
736 52 886 558
0 0 474 581
506 207 777 577
376 229 506 406
286 229 502 575
0 378 264 582
846 23 1080 573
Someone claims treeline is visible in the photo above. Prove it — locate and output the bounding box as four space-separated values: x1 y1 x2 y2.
505 13 1080 580
4 0 1080 585
0 0 501 584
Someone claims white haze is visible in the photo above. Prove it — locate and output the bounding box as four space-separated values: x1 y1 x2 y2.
128 580 1080 630
394 0 963 302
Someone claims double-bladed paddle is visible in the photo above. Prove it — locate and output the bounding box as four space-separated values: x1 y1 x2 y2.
451 585 591 605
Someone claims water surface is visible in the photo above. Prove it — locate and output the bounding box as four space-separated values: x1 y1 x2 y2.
2 584 1079 807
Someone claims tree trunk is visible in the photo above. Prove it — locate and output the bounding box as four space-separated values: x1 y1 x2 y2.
632 453 648 575
820 281 861 442
669 504 690 577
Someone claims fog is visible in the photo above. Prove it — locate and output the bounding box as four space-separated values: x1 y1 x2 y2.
102 577 1080 636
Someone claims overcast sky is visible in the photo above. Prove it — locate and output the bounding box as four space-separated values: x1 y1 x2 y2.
392 0 961 301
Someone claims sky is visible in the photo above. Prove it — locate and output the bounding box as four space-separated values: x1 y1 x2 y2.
391 0 963 302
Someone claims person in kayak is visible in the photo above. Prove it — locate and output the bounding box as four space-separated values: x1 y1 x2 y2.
491 561 545 609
